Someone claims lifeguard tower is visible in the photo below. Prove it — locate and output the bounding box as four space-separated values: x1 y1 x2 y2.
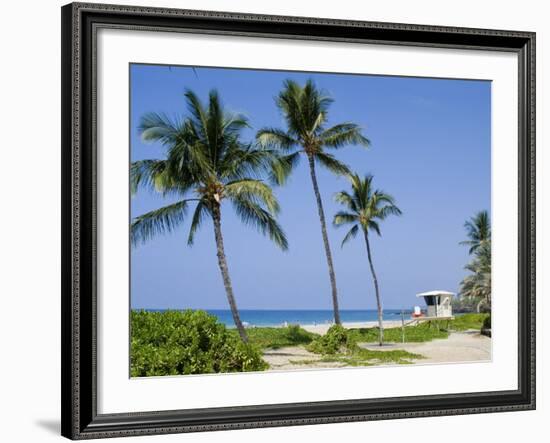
416 290 455 318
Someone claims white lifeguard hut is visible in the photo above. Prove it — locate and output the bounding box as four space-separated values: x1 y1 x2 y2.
416 290 455 318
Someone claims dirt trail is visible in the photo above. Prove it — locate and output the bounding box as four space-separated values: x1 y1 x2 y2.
359 330 491 364
262 331 491 371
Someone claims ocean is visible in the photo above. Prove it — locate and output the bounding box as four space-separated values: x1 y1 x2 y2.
142 309 412 327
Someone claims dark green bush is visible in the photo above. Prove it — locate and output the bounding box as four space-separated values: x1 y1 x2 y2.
307 324 351 354
482 315 491 329
131 310 268 377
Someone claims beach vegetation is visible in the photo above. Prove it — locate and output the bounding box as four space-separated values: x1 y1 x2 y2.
131 89 288 342
306 324 422 365
349 323 449 343
347 313 489 343
317 348 423 366
450 313 490 331
459 211 491 312
333 173 402 346
130 310 268 377
230 324 319 350
452 295 485 313
306 324 350 354
257 79 370 325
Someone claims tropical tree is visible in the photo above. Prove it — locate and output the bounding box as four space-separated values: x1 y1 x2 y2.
459 210 490 254
460 240 491 311
131 89 288 342
257 79 370 325
333 174 402 345
459 211 491 312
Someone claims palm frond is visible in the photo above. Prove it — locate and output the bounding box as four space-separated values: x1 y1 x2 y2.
460 210 491 254
220 144 276 181
232 198 288 251
225 179 280 214
376 204 403 219
276 80 307 137
222 113 250 137
340 224 359 248
130 160 167 194
183 89 209 140
319 123 370 149
302 79 333 133
187 199 210 246
256 128 298 152
269 151 301 185
314 152 351 176
139 113 182 145
131 200 189 246
368 220 381 236
333 210 358 226
333 190 358 212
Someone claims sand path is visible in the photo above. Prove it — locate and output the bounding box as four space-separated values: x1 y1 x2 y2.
359 330 491 364
263 331 491 371
262 346 348 370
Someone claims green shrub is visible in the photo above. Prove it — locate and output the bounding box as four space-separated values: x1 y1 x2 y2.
306 325 422 365
482 315 491 329
307 324 351 354
130 310 268 377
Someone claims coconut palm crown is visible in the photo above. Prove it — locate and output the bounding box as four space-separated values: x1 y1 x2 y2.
333 173 402 345
131 89 288 342
257 79 370 325
459 210 490 255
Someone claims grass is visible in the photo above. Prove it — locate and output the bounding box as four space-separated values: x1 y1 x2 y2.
229 325 319 350
451 313 490 331
290 349 422 367
304 325 425 366
349 322 449 343
320 348 423 366
348 313 490 344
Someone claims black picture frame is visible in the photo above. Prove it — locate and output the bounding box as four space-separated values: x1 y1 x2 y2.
61 2 536 439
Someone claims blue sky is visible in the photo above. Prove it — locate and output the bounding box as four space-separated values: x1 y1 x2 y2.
130 64 490 310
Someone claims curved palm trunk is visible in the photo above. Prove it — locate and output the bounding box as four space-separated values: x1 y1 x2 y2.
363 230 383 345
307 154 341 325
211 204 248 342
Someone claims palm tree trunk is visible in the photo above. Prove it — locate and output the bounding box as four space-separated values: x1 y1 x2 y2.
307 154 341 325
211 204 248 342
363 230 383 345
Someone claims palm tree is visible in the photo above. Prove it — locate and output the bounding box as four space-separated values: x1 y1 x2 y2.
131 89 288 342
459 210 490 254
459 211 491 312
257 79 370 325
460 240 491 312
333 174 402 345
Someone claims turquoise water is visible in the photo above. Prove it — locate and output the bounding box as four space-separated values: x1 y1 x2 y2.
143 309 412 327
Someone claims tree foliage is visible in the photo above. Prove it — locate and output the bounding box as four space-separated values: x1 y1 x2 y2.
256 79 370 184
333 173 402 246
459 211 491 311
131 89 287 250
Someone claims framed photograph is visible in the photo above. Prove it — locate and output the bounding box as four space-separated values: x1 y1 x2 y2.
61 2 535 439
